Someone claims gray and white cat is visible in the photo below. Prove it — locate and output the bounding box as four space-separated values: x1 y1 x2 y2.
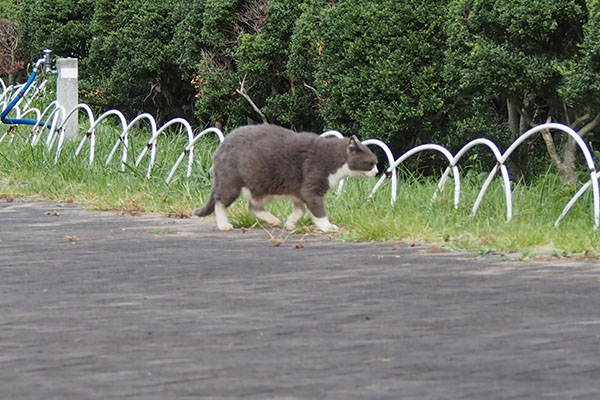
194 124 378 232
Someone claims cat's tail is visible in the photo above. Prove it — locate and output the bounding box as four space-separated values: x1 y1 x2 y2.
193 193 215 217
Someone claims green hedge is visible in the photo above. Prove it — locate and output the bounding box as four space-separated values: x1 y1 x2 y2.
10 0 600 169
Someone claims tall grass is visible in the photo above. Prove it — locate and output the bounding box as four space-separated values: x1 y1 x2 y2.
0 123 599 257
0 124 216 215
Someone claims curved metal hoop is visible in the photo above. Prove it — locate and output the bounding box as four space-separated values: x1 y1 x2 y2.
435 138 512 221
504 123 598 229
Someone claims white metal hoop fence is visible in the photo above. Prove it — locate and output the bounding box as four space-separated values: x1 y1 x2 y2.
1 76 599 229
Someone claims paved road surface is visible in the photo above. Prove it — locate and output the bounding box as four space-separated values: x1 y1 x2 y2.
1 200 600 399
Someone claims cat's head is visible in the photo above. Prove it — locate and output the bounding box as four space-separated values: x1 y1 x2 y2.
346 136 378 178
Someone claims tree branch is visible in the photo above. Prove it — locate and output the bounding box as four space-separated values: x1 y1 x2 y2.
236 73 268 124
571 113 590 129
303 82 322 102
578 112 600 137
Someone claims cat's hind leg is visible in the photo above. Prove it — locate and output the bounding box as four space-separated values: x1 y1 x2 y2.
284 200 306 231
213 186 241 231
214 202 234 231
193 191 233 231
248 201 282 227
242 188 282 227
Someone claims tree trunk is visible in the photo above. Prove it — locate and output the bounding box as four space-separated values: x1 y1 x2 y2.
559 112 600 186
560 137 578 186
541 126 577 186
542 111 600 186
507 97 520 141
506 97 527 181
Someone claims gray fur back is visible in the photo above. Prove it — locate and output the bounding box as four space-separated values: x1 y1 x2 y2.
212 124 351 200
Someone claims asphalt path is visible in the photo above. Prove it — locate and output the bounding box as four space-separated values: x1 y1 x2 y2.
1 199 600 399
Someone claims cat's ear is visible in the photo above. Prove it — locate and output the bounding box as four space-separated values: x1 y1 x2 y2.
348 135 361 153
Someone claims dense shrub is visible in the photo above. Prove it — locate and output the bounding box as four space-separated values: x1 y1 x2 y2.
81 0 187 121
444 0 589 177
174 0 316 129
183 0 450 146
234 0 317 130
18 0 94 61
310 1 447 148
6 0 600 179
173 0 248 128
0 0 18 19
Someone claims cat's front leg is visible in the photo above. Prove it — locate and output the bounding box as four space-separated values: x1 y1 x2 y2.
302 190 339 233
312 216 339 232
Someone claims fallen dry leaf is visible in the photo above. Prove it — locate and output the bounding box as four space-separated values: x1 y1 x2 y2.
46 211 61 216
425 246 449 254
270 237 284 247
166 208 191 219
65 235 79 243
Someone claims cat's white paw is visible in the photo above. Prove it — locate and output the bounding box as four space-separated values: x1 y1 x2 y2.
313 217 339 233
321 223 339 233
217 222 234 231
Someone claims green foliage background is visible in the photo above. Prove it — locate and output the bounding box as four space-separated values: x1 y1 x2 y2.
5 0 600 173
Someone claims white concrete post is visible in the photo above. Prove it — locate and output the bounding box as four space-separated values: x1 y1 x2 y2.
56 57 78 140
